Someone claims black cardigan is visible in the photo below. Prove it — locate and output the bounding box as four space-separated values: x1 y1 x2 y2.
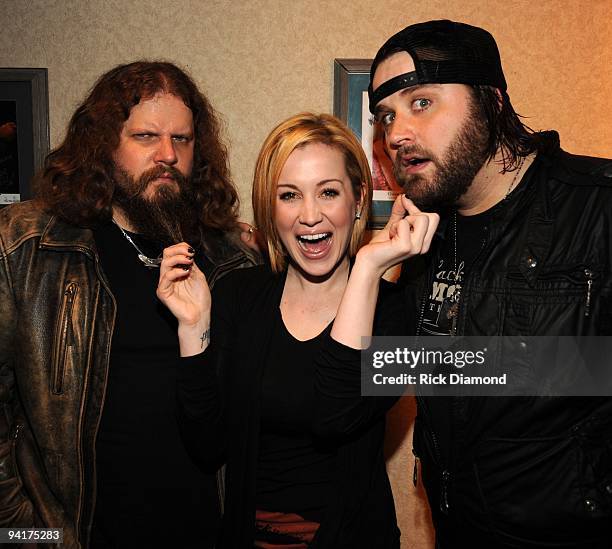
176 264 407 548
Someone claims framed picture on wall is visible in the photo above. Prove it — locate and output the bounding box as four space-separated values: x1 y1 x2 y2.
333 58 402 228
0 68 49 205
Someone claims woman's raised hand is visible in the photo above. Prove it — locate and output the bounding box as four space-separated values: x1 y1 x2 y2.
331 196 439 349
157 243 212 356
356 195 439 276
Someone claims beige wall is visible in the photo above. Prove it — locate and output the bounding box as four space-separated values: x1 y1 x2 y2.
2 1 611 547
1 0 611 220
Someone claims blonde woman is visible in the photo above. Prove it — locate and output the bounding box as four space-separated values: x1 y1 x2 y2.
158 113 437 548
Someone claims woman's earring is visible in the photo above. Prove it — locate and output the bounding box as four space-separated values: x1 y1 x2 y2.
355 211 361 220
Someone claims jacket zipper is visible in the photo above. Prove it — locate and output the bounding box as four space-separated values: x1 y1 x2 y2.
415 394 451 514
426 408 450 514
584 269 593 317
440 469 450 513
8 423 22 493
51 282 79 395
412 448 451 514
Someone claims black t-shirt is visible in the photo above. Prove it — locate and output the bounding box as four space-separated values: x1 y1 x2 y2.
91 221 219 549
418 210 490 463
256 310 337 523
421 209 491 336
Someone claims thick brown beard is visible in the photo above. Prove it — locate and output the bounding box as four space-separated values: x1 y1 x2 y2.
392 98 489 212
113 166 201 247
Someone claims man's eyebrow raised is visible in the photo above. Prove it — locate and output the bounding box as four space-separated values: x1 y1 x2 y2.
374 83 443 113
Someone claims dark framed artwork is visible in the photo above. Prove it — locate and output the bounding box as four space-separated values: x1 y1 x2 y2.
333 59 402 228
0 68 49 205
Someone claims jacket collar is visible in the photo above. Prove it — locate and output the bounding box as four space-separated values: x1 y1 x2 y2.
537 131 612 185
39 216 97 257
39 215 255 269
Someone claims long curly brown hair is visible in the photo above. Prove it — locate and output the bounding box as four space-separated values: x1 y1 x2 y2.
36 61 238 231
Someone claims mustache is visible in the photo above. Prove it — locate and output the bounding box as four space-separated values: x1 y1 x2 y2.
132 165 187 195
396 144 436 161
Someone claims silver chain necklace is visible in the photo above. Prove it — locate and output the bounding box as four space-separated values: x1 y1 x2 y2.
504 156 526 199
446 212 461 335
112 219 162 268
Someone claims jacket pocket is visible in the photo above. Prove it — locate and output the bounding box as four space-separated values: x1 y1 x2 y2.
506 263 599 297
473 424 612 545
51 282 79 395
0 426 34 526
504 264 604 334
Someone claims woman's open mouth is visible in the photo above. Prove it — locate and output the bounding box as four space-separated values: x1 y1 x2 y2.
296 232 332 257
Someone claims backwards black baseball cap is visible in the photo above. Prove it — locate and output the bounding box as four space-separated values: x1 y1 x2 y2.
368 20 507 113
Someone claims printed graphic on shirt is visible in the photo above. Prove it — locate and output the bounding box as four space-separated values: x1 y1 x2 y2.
421 257 465 336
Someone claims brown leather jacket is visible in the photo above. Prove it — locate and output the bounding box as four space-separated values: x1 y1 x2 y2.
0 200 257 548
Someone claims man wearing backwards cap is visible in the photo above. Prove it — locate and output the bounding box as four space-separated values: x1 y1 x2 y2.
370 20 612 548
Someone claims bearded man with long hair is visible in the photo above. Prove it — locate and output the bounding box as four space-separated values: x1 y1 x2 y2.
0 61 256 548
368 20 612 548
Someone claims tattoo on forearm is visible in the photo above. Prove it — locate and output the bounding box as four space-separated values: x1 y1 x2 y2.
200 328 210 348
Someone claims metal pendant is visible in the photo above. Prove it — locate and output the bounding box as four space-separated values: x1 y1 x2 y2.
446 301 460 321
446 288 461 336
137 254 162 268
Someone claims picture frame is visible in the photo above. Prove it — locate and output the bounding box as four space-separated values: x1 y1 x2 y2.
333 59 402 228
0 68 49 205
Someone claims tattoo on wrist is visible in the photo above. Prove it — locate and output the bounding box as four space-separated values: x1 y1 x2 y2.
200 328 210 348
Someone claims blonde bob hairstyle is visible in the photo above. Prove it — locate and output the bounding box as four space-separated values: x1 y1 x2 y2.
252 112 373 273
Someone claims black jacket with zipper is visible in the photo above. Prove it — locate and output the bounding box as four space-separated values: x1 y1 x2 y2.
401 133 612 548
